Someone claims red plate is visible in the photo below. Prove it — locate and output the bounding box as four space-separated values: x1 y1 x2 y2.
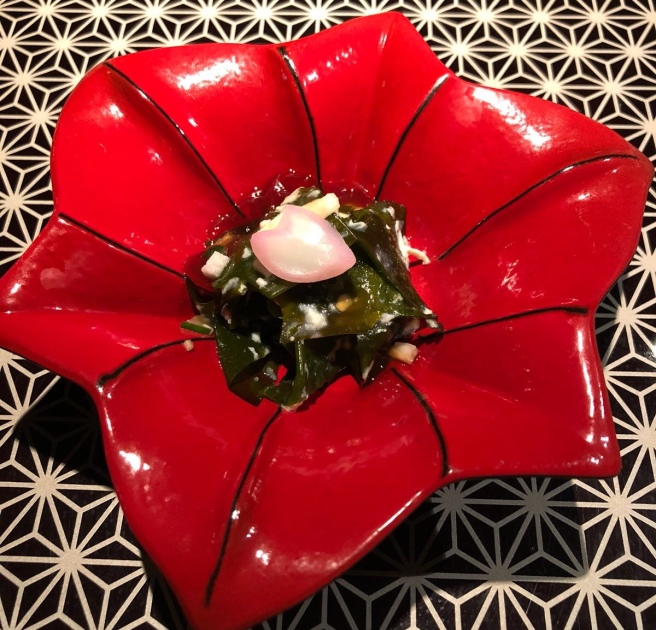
0 13 652 630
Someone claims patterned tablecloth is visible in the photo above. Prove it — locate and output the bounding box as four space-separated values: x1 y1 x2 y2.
1 1 655 628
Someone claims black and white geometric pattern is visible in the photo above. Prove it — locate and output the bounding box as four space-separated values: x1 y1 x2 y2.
1 1 655 628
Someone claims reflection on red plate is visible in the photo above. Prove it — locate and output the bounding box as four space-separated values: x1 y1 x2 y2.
0 12 652 630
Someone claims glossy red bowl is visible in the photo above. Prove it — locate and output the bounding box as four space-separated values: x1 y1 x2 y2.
0 12 652 630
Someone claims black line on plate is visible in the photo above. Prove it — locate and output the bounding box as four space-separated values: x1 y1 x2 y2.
103 62 245 218
204 407 283 606
438 153 640 260
391 368 449 477
97 337 215 388
441 306 589 335
277 46 321 188
60 213 184 279
376 74 450 199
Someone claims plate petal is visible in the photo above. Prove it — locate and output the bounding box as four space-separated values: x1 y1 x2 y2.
109 44 317 216
94 355 449 630
408 155 653 329
380 75 651 260
51 64 239 274
284 12 452 197
0 217 194 387
395 309 620 481
96 341 279 630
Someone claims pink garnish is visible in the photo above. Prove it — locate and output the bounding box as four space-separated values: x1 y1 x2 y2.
251 205 356 283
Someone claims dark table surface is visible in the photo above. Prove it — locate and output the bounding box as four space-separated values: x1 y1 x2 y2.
1 1 655 628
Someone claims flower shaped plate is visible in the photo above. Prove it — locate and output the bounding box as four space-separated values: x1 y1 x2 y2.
0 13 652 630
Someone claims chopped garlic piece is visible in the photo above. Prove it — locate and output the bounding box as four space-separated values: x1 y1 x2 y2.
302 192 340 219
256 277 268 288
388 342 419 364
335 294 353 312
259 212 283 231
281 187 320 205
281 188 302 204
183 340 194 352
214 232 236 247
201 251 230 279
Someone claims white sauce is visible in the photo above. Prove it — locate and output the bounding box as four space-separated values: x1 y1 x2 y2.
394 222 430 267
406 241 431 265
300 304 328 331
395 221 409 266
221 277 241 294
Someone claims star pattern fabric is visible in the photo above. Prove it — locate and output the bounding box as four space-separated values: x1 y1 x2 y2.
0 1 655 628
